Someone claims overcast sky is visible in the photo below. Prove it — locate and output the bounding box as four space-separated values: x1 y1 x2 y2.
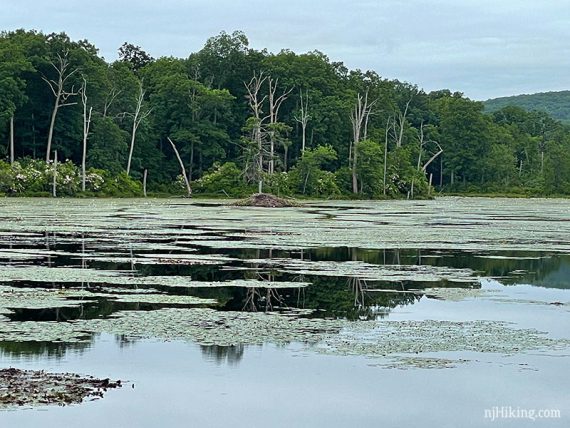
3 0 569 100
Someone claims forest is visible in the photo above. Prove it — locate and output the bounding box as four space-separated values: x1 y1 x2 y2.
1 29 570 198
485 90 570 124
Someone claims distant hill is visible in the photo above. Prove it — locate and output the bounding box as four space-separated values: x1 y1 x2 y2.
484 91 570 123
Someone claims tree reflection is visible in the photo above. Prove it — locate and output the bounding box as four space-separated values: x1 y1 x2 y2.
200 344 245 365
0 339 92 359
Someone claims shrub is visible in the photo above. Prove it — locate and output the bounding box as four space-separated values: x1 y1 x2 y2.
99 172 143 197
193 162 251 197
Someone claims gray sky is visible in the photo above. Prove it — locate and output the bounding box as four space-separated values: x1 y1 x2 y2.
3 0 569 100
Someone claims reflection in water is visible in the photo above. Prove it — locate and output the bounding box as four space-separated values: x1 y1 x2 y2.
0 339 93 360
115 334 139 349
200 344 245 365
2 224 570 360
242 287 286 312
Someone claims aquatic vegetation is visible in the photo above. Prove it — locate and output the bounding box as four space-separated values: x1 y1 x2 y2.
318 320 570 357
76 308 344 346
0 286 96 310
373 357 470 370
418 287 497 301
0 368 122 409
0 307 567 370
0 197 569 374
246 258 479 284
2 198 570 254
0 266 310 289
107 294 217 305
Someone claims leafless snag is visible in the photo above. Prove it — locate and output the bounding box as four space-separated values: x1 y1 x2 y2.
9 115 14 164
167 137 192 197
42 51 79 162
383 117 393 196
294 89 310 154
349 89 377 193
410 122 443 198
80 77 93 192
244 72 268 193
394 95 412 148
266 77 293 174
125 80 152 176
103 87 122 118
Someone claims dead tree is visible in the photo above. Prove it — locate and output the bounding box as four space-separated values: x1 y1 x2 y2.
394 95 412 148
143 169 148 197
294 89 310 154
383 117 392 196
103 86 121 118
80 77 93 192
167 137 192 197
126 80 152 176
244 72 268 193
349 90 376 194
9 115 14 164
266 77 292 174
42 51 79 162
410 122 443 198
52 150 58 197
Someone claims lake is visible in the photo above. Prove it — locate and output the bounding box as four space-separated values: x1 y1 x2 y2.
0 197 568 427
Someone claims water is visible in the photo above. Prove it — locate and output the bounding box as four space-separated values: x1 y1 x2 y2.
0 198 569 427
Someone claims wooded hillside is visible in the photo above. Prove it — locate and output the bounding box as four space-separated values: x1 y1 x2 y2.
485 91 570 124
2 29 570 197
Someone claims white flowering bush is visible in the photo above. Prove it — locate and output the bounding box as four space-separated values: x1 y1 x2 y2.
175 174 187 190
0 159 102 196
85 169 105 192
0 161 20 193
0 158 150 197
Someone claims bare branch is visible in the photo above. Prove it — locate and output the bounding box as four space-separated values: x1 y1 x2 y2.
167 137 192 197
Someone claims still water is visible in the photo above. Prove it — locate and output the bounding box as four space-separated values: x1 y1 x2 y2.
0 198 569 427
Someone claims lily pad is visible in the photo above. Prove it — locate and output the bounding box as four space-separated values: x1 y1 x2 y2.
0 368 122 409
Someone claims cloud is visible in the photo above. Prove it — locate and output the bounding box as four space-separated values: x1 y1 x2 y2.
1 0 568 99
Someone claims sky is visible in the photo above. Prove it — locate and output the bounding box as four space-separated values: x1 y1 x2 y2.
2 0 569 100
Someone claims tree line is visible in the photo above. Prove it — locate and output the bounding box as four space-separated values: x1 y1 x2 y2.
1 29 570 197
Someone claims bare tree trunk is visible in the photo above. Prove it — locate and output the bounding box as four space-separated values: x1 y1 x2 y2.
268 78 276 175
294 89 310 154
440 155 443 187
103 87 121 118
303 170 310 195
42 52 79 162
126 81 151 176
167 137 192 197
267 77 292 174
383 118 390 196
9 115 14 164
81 110 90 192
46 99 60 162
395 96 412 148
422 146 443 172
352 142 358 194
189 141 194 181
81 78 92 192
52 150 58 197
244 72 268 190
349 90 377 194
269 139 275 174
143 169 148 197
126 120 137 175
